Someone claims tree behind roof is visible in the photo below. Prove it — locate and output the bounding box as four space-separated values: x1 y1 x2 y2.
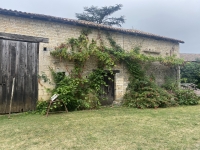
76 4 125 27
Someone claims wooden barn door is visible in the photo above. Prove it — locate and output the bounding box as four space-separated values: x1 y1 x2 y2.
0 39 39 113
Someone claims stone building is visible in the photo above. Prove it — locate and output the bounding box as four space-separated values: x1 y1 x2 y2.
180 53 200 62
0 8 184 112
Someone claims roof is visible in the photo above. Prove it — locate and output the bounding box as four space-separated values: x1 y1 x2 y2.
180 53 200 62
0 32 48 43
0 8 184 44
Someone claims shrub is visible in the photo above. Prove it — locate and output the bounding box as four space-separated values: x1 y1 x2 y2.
123 79 177 108
52 74 90 111
51 71 102 111
162 77 200 106
162 77 178 91
35 100 68 115
181 61 200 88
174 89 200 105
35 101 48 115
47 30 185 111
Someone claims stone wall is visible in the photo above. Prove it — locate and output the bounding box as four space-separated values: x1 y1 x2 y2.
0 14 180 103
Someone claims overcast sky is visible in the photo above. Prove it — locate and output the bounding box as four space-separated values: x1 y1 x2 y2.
0 0 199 53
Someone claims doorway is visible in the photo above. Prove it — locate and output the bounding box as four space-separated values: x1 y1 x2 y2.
0 32 48 113
99 72 115 105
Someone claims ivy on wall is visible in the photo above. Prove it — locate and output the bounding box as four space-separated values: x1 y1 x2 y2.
37 29 199 113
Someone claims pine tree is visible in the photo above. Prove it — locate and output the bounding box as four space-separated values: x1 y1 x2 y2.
76 4 125 27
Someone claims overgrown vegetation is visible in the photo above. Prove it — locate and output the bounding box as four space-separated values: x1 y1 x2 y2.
123 74 199 109
174 89 199 105
181 61 200 88
123 79 176 109
37 29 199 113
47 29 116 111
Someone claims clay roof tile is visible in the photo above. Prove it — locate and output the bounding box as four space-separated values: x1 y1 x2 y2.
0 8 184 43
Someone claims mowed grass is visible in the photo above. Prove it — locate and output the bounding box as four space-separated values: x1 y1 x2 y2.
0 106 200 150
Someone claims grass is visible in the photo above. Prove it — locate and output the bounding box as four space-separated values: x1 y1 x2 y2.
0 106 200 150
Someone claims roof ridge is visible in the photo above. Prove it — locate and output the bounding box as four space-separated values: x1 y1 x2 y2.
0 7 184 43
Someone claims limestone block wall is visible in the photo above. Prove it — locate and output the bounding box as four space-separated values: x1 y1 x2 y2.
0 14 180 102
146 62 178 86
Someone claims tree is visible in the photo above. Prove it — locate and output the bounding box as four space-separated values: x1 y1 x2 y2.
181 61 200 88
76 4 125 27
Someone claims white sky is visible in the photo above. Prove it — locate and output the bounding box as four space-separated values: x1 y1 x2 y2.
0 0 199 53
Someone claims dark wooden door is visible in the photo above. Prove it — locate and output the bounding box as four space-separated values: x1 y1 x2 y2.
100 72 115 105
0 39 39 113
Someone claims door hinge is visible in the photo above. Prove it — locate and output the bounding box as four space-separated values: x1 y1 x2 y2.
0 83 5 86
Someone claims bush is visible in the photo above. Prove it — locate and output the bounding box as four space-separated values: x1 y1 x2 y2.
35 101 49 115
123 82 200 108
35 100 69 115
162 77 200 105
174 89 200 105
162 77 178 91
181 61 200 88
51 71 102 111
123 79 178 108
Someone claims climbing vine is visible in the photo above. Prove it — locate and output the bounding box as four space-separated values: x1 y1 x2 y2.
50 29 116 110
40 28 198 112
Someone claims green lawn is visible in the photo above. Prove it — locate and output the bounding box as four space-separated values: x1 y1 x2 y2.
0 106 200 150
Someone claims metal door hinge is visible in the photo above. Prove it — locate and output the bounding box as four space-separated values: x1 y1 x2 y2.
0 83 5 86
